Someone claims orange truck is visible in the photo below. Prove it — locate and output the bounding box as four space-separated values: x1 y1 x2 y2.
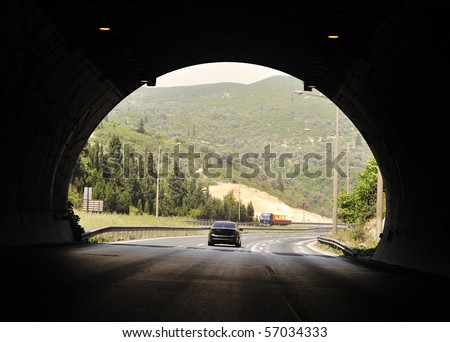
259 213 292 226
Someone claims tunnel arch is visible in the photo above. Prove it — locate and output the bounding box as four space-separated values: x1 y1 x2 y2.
1 1 449 278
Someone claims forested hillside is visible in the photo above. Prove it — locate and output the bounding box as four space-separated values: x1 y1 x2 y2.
71 75 373 217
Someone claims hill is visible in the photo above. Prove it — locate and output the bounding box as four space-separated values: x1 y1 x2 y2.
84 75 373 217
208 182 331 223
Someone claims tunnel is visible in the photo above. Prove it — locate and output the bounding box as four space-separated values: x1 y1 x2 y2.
0 1 449 278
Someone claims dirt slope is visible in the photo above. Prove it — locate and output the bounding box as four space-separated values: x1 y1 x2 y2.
208 182 331 223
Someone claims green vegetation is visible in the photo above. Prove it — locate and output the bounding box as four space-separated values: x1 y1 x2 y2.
319 156 385 257
337 156 383 226
71 134 256 223
320 225 378 257
75 209 192 232
68 201 85 241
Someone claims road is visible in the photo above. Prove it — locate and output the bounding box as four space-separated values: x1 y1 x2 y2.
1 232 450 322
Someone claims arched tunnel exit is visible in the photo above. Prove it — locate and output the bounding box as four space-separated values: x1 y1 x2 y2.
72 61 379 241
0 0 449 285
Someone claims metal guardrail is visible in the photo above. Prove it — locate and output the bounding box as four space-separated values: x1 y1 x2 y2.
185 219 342 227
81 226 210 241
317 236 358 256
80 224 339 242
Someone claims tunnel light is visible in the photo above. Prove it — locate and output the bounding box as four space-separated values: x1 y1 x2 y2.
327 35 339 39
140 78 156 87
99 27 111 31
304 84 316 91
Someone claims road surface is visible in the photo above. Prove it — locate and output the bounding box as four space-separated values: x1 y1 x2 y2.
1 232 449 322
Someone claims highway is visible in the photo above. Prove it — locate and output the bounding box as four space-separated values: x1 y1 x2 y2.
2 232 450 322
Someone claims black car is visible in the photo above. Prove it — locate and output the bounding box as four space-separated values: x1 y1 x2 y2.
208 221 242 247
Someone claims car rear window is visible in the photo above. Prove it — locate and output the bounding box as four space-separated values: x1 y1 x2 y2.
212 222 236 229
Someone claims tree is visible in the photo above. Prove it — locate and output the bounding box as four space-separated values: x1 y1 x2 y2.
144 200 150 214
105 134 122 180
338 156 379 225
160 161 186 216
137 198 143 214
247 201 255 221
68 201 85 241
223 190 239 221
137 118 145 134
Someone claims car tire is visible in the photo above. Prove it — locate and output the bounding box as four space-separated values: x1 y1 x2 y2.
208 241 214 246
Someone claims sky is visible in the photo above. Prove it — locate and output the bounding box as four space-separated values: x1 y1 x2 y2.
155 62 289 87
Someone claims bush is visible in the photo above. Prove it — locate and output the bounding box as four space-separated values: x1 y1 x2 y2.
68 201 85 241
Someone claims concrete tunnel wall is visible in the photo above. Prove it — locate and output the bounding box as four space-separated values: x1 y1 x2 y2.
0 2 127 245
0 2 449 278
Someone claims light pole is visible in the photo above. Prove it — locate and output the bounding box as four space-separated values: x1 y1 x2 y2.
238 185 241 222
297 90 339 236
155 145 161 217
332 106 339 237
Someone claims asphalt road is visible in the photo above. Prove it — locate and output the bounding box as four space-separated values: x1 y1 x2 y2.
2 232 450 322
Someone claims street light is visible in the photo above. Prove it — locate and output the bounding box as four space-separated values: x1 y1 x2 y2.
155 145 161 217
296 90 339 236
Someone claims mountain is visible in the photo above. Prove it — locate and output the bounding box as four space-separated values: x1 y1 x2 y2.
87 75 373 217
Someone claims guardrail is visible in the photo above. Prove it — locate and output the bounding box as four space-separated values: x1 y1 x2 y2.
81 226 210 242
80 224 339 242
317 236 357 256
184 219 341 227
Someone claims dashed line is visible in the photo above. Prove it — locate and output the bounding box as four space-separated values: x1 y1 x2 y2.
265 265 277 277
287 302 302 321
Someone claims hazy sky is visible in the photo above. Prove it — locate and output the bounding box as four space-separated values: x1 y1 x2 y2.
155 62 289 87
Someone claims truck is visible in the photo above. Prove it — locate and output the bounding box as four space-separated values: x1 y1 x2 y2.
259 213 292 226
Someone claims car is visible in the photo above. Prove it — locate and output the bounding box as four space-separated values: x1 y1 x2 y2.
208 220 242 247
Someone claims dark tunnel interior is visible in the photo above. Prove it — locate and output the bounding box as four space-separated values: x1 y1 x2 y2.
0 1 449 279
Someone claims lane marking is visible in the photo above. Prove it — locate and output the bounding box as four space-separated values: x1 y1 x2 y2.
287 302 302 321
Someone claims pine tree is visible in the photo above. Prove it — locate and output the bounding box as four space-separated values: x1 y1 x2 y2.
137 198 143 214
160 161 186 216
247 201 255 221
105 134 122 180
223 190 239 221
137 118 145 134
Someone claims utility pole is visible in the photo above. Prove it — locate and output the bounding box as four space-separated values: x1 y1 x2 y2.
238 185 241 222
332 106 339 236
155 146 161 217
346 143 350 193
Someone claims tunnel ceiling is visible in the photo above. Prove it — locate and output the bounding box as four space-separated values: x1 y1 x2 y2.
34 1 389 94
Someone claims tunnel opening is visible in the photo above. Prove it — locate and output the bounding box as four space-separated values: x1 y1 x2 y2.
2 1 449 284
70 61 382 255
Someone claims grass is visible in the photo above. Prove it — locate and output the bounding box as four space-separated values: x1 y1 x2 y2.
75 209 194 232
318 224 379 257
313 241 344 256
